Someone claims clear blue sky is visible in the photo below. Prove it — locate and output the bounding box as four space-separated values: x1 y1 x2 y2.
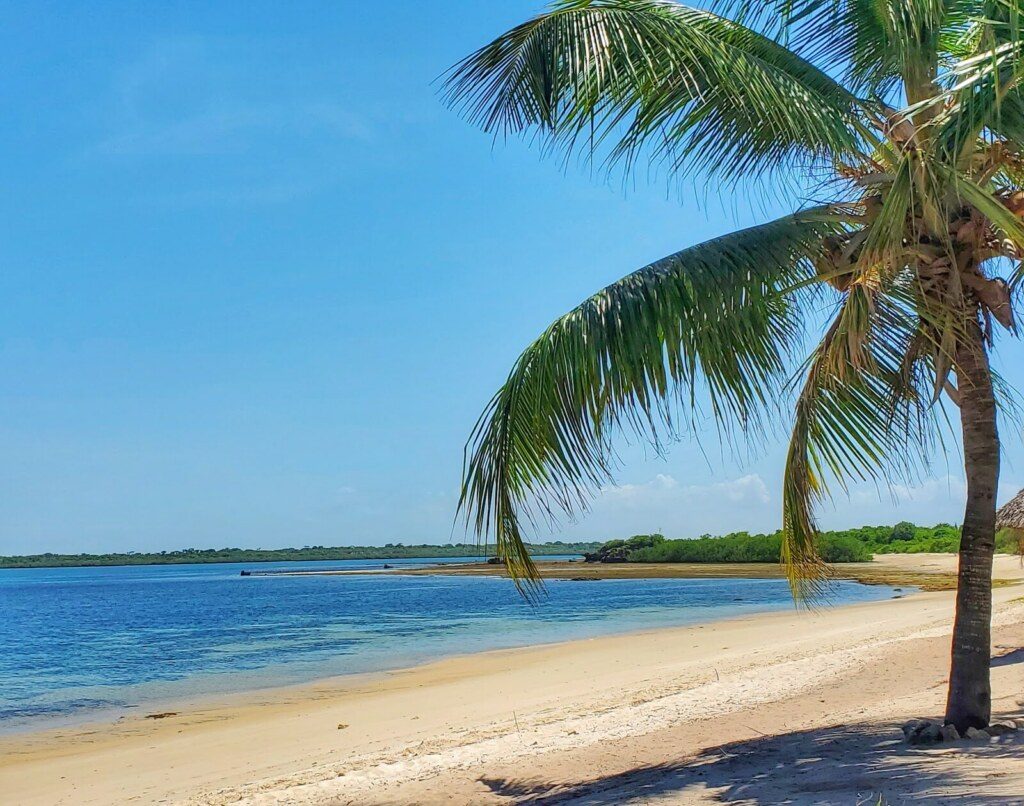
1 1 1021 554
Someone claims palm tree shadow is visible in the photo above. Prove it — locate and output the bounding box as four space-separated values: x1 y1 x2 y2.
479 713 1024 804
991 647 1024 667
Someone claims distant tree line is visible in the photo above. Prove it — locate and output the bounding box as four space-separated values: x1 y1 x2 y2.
7 522 1017 570
584 523 1022 565
0 541 601 569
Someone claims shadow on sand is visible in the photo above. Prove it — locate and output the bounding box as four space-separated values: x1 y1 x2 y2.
479 711 1024 805
991 647 1024 667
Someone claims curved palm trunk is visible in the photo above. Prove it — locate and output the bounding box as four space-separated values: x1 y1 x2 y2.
944 318 999 731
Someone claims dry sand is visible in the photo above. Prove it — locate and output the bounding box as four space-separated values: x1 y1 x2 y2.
1 554 1023 805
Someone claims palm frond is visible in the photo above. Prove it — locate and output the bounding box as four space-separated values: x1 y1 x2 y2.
442 0 866 187
949 170 1024 285
459 207 853 588
782 281 945 598
932 20 1024 164
719 0 967 99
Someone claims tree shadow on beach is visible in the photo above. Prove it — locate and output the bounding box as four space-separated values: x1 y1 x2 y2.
991 647 1024 667
479 711 1024 805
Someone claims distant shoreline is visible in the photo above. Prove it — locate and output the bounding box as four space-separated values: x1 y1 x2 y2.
0 543 598 570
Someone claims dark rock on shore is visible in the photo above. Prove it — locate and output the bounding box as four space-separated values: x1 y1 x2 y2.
584 534 665 563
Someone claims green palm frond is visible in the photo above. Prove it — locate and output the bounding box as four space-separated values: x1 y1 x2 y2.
442 0 866 185
782 283 944 597
459 207 852 589
856 151 920 271
721 0 970 98
932 22 1024 163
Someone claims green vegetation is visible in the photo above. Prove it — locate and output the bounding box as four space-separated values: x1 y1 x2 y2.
585 523 1023 565
0 541 600 570
586 532 869 564
629 533 871 564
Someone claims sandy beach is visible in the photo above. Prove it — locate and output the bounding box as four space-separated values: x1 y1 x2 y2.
2 554 1023 805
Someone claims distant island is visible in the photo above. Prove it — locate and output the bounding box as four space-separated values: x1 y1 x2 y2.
0 541 601 569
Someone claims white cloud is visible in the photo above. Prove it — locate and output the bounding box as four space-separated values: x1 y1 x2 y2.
553 469 1023 542
825 475 1022 528
598 472 678 502
599 473 769 507
705 474 771 505
546 473 773 540
850 474 965 506
849 474 1021 507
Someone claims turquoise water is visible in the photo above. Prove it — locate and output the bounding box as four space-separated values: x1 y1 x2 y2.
0 559 902 733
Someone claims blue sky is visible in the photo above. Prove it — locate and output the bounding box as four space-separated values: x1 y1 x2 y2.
1 1 1021 554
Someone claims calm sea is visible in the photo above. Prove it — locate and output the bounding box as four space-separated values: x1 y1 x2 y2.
0 558 902 733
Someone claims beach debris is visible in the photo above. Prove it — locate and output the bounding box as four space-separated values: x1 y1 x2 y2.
145 712 178 720
337 723 349 730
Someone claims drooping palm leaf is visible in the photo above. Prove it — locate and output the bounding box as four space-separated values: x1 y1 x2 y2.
442 0 867 185
782 282 944 596
459 207 853 588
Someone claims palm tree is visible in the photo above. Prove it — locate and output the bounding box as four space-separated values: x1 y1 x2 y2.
444 0 1023 731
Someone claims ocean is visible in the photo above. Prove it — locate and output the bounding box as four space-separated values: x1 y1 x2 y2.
0 558 902 733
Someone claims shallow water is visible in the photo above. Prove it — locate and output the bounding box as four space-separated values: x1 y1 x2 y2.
0 558 902 732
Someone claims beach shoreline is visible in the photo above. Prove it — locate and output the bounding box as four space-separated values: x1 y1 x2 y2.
0 568 902 740
2 554 1023 804
0 553 979 740
0 566 900 740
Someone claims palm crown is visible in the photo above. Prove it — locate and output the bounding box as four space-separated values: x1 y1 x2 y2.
445 0 1023 730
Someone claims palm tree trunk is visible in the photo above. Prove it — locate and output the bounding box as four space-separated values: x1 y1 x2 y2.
944 317 999 731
